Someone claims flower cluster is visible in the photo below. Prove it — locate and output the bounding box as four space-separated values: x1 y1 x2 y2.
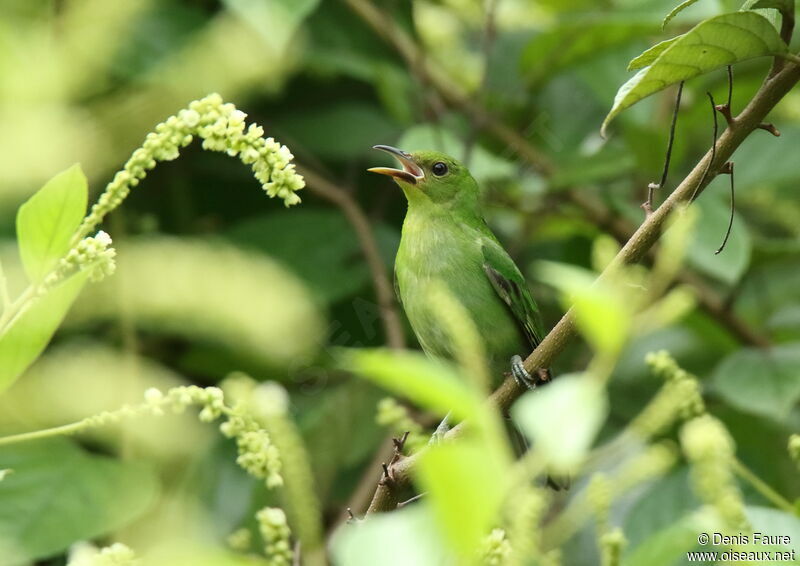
615 441 678 489
67 542 137 566
45 231 116 288
79 93 304 238
479 529 512 566
630 351 705 439
257 507 294 566
375 397 427 453
600 528 627 566
588 474 612 531
681 415 748 530
789 434 800 471
143 385 284 489
0 469 11 482
507 486 549 564
226 527 252 552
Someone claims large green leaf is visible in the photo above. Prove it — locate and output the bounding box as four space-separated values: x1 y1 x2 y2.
0 438 158 564
416 441 508 557
0 271 89 394
602 12 787 134
16 164 87 284
622 510 719 566
521 20 658 84
711 342 800 420
513 373 608 474
331 504 448 566
223 0 320 54
684 195 752 285
337 348 481 422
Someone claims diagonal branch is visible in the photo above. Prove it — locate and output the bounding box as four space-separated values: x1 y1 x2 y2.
344 0 770 349
351 8 800 509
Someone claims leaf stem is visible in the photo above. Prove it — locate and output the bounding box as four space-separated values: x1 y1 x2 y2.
0 420 88 447
733 458 795 514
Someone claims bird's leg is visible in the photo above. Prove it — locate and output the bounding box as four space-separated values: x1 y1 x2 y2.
429 411 451 445
510 355 551 389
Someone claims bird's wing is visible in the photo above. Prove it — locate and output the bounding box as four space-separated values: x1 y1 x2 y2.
481 238 544 349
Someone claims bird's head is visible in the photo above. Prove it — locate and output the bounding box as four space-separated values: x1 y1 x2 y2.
368 145 480 214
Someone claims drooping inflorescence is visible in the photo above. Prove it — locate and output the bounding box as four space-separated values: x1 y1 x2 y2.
78 93 304 239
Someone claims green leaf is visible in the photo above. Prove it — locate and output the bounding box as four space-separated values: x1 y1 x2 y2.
0 271 89 394
416 442 508 556
337 348 481 422
711 342 800 420
536 261 631 356
16 164 87 284
622 510 719 566
602 12 787 135
521 20 658 83
684 195 751 285
512 374 607 474
331 504 448 566
0 438 158 564
227 209 399 304
223 0 320 54
627 37 680 71
662 0 703 29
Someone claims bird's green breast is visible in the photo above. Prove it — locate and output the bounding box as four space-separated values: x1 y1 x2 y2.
395 206 526 375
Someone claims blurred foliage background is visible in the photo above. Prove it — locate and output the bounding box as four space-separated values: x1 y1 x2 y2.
0 0 799 564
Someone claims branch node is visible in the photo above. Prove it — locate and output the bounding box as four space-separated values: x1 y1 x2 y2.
757 122 781 137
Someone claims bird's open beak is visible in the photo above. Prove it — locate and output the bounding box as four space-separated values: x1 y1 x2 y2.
368 145 425 185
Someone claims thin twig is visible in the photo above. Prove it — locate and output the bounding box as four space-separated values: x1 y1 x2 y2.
297 165 406 350
715 162 735 255
715 66 735 126
690 92 720 203
644 81 684 216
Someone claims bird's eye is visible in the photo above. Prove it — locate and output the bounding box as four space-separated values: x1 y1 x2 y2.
432 162 448 176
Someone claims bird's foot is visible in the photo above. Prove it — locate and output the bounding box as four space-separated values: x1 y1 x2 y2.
429 412 451 445
510 355 552 389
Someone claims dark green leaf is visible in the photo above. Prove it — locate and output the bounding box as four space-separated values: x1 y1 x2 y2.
521 20 658 83
603 12 787 134
711 342 800 420
0 438 158 564
16 164 87 284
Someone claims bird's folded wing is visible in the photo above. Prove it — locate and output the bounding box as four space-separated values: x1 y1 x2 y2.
481 239 545 349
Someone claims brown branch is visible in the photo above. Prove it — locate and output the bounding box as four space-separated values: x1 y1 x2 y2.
358 46 800 514
297 165 406 350
343 0 770 348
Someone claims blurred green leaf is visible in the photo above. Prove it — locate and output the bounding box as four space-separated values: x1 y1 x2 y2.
0 271 89 394
16 164 87 284
513 373 607 473
537 261 631 356
396 125 515 186
711 342 800 420
624 468 698 548
684 195 751 285
622 510 718 566
0 438 158 564
416 441 508 556
274 102 399 160
68 238 325 368
227 209 399 303
603 12 787 134
223 0 320 54
522 20 658 84
742 0 794 14
331 504 448 566
337 348 481 421
746 506 800 551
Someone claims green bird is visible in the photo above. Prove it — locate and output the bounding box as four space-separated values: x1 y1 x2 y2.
369 145 549 389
